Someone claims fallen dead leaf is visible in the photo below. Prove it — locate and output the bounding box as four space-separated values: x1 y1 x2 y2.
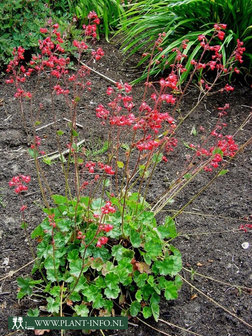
66 299 73 306
190 294 198 300
135 262 151 274
34 330 50 335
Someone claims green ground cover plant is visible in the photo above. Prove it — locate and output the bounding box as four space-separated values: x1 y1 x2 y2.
5 12 251 332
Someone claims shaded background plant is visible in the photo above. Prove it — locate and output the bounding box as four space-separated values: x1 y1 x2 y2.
0 0 125 69
0 0 52 66
48 0 125 41
118 0 252 83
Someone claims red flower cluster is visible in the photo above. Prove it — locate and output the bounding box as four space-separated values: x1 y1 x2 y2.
191 25 245 93
239 223 252 232
103 165 115 175
135 138 159 151
77 231 86 240
214 23 227 41
73 40 88 50
101 201 116 215
198 134 238 172
234 39 245 63
82 11 100 38
54 84 70 95
48 214 56 228
20 205 27 212
14 89 32 99
91 47 104 61
84 162 115 176
85 161 96 173
96 236 108 248
99 224 114 233
214 135 238 157
159 73 178 90
96 104 110 119
9 175 31 193
164 137 178 153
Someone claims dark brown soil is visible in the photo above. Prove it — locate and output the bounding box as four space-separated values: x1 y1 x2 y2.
0 39 251 336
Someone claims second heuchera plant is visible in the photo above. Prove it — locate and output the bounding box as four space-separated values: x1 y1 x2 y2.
7 13 245 323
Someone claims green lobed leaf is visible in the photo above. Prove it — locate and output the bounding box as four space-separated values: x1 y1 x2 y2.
72 129 79 137
27 308 40 317
218 169 229 176
130 301 141 317
153 253 182 277
17 277 38 299
164 281 178 300
135 289 142 302
105 272 120 289
31 225 43 239
151 302 160 322
92 293 105 309
44 255 60 270
50 286 61 297
69 291 81 302
152 152 163 163
90 257 104 271
47 296 60 314
46 269 59 282
117 161 124 168
81 284 98 302
104 300 113 313
111 245 127 261
92 246 110 261
144 239 163 259
104 286 120 299
52 194 68 205
74 304 89 317
157 216 177 239
57 130 64 136
69 259 83 277
130 229 141 247
142 306 152 319
71 275 87 292
67 249 80 263
56 218 73 233
134 272 148 287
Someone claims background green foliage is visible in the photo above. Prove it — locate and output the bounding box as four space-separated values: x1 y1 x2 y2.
0 0 124 68
1 0 251 80
48 0 124 40
0 0 52 65
119 0 252 82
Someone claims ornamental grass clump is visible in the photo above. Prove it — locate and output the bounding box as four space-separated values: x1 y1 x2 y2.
119 0 252 83
6 13 248 323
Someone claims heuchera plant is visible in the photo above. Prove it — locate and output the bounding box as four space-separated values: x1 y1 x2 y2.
6 15 246 323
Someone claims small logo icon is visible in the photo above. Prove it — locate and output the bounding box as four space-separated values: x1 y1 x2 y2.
12 316 24 329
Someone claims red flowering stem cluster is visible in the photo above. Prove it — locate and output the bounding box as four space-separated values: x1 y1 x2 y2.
7 18 247 253
5 14 106 209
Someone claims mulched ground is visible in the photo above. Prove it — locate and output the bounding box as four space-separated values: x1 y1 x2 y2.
0 39 251 336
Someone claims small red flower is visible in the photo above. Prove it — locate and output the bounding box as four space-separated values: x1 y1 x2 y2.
20 205 27 212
